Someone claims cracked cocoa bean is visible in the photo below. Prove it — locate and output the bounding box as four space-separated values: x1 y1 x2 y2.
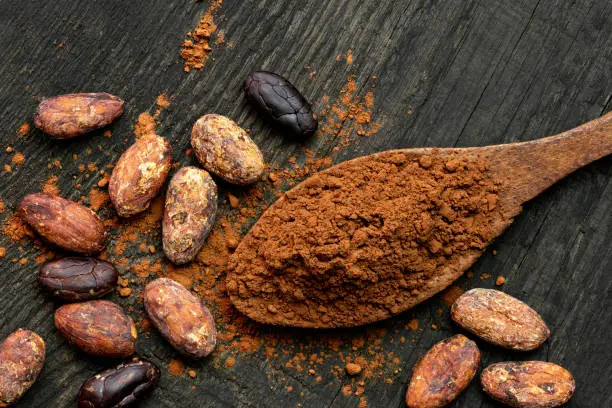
77 357 160 408
39 257 118 302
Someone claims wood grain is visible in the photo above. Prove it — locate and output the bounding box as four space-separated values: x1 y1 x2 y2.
0 0 610 407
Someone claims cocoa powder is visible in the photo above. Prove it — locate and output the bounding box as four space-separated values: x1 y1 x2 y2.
180 0 223 72
228 151 508 327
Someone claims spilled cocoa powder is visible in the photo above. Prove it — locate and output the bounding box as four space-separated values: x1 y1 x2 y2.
180 0 224 72
318 75 380 147
0 76 463 406
227 151 509 328
133 93 170 139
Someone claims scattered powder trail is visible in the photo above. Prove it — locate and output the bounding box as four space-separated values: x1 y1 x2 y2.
0 75 445 407
317 74 380 147
180 0 225 72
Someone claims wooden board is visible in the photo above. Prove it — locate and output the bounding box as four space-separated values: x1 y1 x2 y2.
0 0 610 407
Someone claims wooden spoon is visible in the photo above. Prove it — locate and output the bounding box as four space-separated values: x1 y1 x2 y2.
227 113 612 328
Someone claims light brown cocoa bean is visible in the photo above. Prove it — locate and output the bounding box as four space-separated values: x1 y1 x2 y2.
109 134 172 217
19 193 107 254
163 166 218 264
54 300 137 358
0 329 45 407
144 278 216 358
191 114 264 185
451 288 550 351
34 93 124 139
481 361 575 408
406 334 480 408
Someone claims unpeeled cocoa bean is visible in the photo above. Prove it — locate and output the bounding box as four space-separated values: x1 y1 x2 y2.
19 193 108 255
34 93 124 139
163 166 218 264
191 114 264 185
39 257 118 302
451 289 550 351
55 300 137 358
109 134 172 217
481 361 575 408
144 278 216 358
0 329 45 407
406 334 480 408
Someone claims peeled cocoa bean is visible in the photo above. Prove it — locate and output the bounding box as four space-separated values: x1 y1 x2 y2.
77 357 160 408
39 257 118 302
163 166 218 264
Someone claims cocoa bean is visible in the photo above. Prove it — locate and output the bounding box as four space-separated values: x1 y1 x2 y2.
191 114 264 185
109 134 172 217
39 257 118 302
34 93 124 139
406 334 480 408
54 300 137 358
451 289 550 351
0 329 45 407
481 361 575 408
19 193 107 254
163 166 218 264
144 278 216 358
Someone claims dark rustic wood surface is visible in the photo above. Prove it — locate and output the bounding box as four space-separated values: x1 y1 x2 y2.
0 1 610 407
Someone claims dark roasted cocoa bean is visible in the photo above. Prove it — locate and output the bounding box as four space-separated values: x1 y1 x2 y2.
77 357 160 408
39 257 118 302
244 71 318 138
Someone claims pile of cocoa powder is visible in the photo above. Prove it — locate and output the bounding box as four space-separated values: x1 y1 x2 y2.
228 151 507 327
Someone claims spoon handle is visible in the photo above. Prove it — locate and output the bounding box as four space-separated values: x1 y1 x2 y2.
489 112 612 209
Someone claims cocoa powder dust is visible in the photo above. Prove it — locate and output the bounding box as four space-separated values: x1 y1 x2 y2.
227 151 510 328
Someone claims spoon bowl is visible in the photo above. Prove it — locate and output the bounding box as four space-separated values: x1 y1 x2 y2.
227 113 612 328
